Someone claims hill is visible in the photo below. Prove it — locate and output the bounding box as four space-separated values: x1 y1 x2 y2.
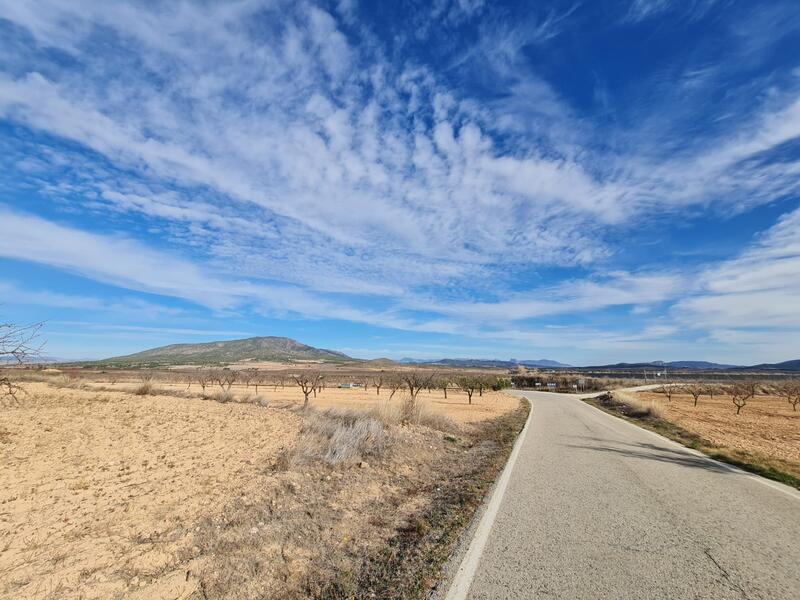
740 359 800 372
93 336 353 366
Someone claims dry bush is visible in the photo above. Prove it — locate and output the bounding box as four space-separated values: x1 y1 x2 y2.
408 401 461 433
211 388 235 404
239 392 269 407
371 396 402 426
133 381 154 396
286 408 388 468
616 392 664 419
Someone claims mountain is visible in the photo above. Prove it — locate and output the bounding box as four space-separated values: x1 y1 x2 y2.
398 358 572 369
740 359 800 372
93 336 353 366
580 361 740 370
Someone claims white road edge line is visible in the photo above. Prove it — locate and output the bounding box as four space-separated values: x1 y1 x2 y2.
444 393 535 600
582 393 800 502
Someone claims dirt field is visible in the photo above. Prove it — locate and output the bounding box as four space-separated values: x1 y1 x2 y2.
632 390 800 477
0 377 519 599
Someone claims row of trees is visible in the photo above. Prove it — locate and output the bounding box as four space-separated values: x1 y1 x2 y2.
658 381 800 414
184 368 509 412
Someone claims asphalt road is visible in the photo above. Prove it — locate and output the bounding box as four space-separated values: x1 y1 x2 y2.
450 390 800 599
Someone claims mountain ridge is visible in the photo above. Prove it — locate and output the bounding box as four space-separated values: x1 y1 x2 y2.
93 336 353 366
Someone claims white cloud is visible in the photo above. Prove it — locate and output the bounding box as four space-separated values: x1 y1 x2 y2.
1 0 799 362
675 206 800 357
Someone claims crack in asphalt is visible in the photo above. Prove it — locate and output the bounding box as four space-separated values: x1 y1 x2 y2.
704 548 751 599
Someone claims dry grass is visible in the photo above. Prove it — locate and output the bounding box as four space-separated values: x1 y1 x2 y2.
285 408 389 467
614 390 664 419
209 388 235 403
132 381 155 396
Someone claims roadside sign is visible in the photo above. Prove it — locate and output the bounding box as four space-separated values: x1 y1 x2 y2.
547 382 557 389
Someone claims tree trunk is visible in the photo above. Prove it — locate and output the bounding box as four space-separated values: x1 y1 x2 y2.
444 387 447 399
303 392 311 409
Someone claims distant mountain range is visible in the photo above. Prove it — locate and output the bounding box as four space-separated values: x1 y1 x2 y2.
744 359 800 371
92 336 352 366
581 360 740 370
53 335 800 372
399 357 573 369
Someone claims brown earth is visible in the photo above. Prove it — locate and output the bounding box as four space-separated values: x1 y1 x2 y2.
0 378 517 599
633 390 799 477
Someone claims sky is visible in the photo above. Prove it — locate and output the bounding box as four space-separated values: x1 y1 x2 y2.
1 0 799 365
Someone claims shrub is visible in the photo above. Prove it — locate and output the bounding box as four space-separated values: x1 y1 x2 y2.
288 408 388 467
370 397 401 426
240 392 269 407
616 392 663 419
211 389 235 403
410 401 460 433
133 381 154 396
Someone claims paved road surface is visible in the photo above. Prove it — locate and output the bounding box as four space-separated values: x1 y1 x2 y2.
451 391 800 599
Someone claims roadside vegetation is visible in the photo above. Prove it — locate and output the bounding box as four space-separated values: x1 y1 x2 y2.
586 383 800 489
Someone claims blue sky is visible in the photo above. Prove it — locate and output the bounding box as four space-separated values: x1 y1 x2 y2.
1 0 799 365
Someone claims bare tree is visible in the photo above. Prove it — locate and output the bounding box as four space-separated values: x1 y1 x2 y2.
1 322 42 403
211 369 237 391
196 370 211 394
659 383 676 402
292 372 325 409
387 374 404 399
456 376 479 405
399 370 437 421
240 369 258 390
438 377 450 399
684 383 704 407
730 380 758 415
372 373 384 395
774 380 800 412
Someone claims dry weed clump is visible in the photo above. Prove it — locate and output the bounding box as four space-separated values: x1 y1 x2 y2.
133 381 156 396
408 400 461 433
210 388 235 403
239 391 269 407
286 408 388 468
619 393 664 419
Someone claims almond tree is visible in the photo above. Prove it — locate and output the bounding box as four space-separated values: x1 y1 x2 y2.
1 321 42 404
372 373 384 395
684 383 704 407
456 376 480 405
730 380 758 415
196 370 212 394
213 369 237 391
292 372 325 409
387 374 404 399
240 369 258 390
400 370 437 421
775 380 800 412
438 377 450 399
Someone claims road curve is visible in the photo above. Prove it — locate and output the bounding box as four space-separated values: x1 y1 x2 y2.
449 390 800 599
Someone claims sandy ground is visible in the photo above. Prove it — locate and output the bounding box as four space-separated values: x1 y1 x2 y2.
0 379 516 599
634 391 799 469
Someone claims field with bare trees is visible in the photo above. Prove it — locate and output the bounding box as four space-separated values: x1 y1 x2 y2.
0 366 524 599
